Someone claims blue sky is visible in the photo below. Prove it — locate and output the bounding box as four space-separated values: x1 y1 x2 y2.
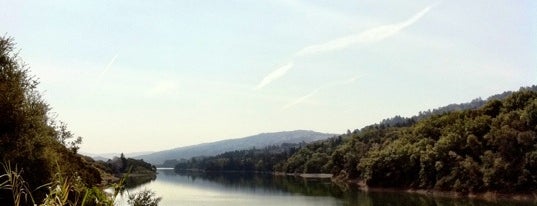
1 0 536 153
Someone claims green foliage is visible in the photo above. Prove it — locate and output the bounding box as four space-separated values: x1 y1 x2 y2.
174 143 303 172
0 36 112 204
174 86 537 195
0 160 116 206
368 90 537 193
100 155 156 175
81 186 115 206
276 88 537 194
0 163 35 206
127 189 161 206
1 36 55 197
40 172 83 206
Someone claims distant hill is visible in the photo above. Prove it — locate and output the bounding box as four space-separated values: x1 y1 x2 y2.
82 151 154 161
135 130 335 165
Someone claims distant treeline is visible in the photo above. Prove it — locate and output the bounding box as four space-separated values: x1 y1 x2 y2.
174 143 305 172
93 153 157 175
176 86 537 194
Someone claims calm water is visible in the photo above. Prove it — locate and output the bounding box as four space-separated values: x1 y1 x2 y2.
117 169 534 206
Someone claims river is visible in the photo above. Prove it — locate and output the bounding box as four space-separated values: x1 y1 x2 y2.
116 169 534 206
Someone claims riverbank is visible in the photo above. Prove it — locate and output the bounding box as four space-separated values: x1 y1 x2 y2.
343 179 537 203
173 169 536 203
273 172 332 178
174 169 334 179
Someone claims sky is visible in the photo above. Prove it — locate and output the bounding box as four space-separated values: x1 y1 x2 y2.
1 0 536 154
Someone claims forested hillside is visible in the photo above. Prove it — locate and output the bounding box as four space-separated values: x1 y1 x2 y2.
376 85 537 128
175 87 537 194
0 37 111 205
138 130 334 165
174 143 305 172
279 88 537 194
0 37 159 205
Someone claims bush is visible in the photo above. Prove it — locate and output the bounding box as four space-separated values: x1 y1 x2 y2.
127 189 161 206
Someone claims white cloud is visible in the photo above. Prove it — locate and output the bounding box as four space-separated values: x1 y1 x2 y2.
296 6 432 56
254 62 294 90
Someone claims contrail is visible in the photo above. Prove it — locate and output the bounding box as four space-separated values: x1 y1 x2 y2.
296 6 432 56
282 89 319 110
282 75 363 110
254 5 432 90
254 62 294 90
99 54 118 80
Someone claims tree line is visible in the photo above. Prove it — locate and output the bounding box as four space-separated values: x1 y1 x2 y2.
175 86 537 194
174 143 305 172
280 88 537 193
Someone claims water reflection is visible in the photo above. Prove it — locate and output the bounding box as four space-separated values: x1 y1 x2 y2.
123 174 156 189
124 169 535 206
172 170 340 196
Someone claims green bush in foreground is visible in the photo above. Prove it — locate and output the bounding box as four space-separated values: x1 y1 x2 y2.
128 189 161 206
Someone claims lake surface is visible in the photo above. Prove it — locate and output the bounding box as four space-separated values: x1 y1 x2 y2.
117 169 534 206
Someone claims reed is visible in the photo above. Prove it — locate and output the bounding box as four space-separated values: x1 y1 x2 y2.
0 162 35 206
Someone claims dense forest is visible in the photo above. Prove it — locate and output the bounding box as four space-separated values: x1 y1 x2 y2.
176 86 537 194
376 86 537 128
284 87 537 193
0 37 158 205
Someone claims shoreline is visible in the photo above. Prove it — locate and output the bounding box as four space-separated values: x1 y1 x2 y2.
169 169 537 202
273 172 332 178
343 179 537 203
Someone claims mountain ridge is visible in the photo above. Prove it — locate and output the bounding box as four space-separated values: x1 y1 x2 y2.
135 130 336 164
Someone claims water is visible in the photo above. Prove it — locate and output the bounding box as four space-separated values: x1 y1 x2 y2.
118 169 535 206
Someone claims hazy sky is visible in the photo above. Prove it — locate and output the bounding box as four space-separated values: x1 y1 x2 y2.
1 0 536 154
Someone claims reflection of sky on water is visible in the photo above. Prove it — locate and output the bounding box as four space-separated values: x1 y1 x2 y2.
116 169 534 206
117 169 341 206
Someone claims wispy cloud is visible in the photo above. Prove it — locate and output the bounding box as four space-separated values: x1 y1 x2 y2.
254 62 294 90
296 6 432 56
282 89 319 110
99 54 118 80
254 5 432 90
282 75 362 110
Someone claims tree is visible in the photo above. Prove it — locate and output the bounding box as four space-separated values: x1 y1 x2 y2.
0 36 101 204
0 36 55 193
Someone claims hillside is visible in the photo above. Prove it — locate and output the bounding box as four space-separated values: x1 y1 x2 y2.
174 143 304 172
277 88 537 194
0 36 118 205
136 130 335 165
84 151 154 162
376 85 537 128
171 86 537 195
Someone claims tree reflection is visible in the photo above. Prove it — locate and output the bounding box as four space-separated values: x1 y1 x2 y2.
169 170 535 206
